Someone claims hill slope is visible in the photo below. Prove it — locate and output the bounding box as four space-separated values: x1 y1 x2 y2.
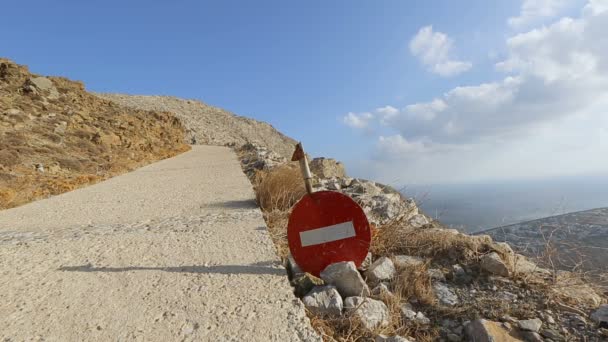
97 94 297 159
481 207 608 273
0 58 189 209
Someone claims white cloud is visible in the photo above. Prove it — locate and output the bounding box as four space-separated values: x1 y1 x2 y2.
343 111 373 129
347 1 608 183
508 0 573 29
409 26 472 77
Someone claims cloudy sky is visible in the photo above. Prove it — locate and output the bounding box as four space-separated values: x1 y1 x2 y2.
3 0 607 185
344 0 608 184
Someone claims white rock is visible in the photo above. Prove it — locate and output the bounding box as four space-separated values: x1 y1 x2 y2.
344 296 389 331
517 318 542 332
365 256 395 285
302 286 343 317
371 283 392 298
433 283 459 306
358 252 373 271
480 252 510 277
320 261 370 298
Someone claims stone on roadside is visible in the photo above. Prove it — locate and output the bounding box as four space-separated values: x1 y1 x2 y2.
465 319 522 342
591 304 608 327
433 282 459 306
480 252 510 277
344 296 389 331
302 286 343 317
365 256 395 286
517 318 542 332
320 261 370 298
292 273 324 298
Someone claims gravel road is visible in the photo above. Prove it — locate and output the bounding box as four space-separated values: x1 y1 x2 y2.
0 146 320 341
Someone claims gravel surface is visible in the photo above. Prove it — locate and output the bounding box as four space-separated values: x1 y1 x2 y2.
0 146 320 341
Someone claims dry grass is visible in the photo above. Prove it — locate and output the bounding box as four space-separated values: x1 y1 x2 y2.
392 263 436 306
253 164 306 212
263 209 291 259
372 217 494 266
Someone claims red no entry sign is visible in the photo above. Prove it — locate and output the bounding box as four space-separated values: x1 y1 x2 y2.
287 191 371 276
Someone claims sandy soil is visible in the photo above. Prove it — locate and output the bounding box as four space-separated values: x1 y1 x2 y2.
0 146 320 341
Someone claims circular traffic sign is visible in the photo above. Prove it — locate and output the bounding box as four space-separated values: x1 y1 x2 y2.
287 191 371 276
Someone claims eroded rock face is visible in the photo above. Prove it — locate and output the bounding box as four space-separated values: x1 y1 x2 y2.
344 297 390 331
309 157 346 179
302 286 343 317
320 262 370 298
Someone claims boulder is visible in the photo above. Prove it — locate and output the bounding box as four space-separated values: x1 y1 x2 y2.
28 77 59 99
517 318 542 332
400 304 430 325
320 261 370 298
591 304 608 328
433 282 459 306
409 214 429 228
302 286 343 317
480 252 510 277
309 158 346 179
365 256 396 285
344 296 389 331
465 319 523 342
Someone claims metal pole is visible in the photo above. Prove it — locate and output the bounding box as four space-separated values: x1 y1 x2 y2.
291 143 313 194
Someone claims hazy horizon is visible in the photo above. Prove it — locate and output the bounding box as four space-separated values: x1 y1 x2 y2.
401 173 608 232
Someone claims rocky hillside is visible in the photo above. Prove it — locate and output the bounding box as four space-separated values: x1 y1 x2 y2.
0 59 189 209
239 144 608 342
96 94 297 159
481 208 608 276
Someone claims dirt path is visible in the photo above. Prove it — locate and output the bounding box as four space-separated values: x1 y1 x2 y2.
0 146 320 341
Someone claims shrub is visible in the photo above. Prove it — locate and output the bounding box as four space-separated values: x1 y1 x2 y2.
253 164 306 212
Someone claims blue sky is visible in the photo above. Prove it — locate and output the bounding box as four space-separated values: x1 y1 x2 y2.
3 0 607 185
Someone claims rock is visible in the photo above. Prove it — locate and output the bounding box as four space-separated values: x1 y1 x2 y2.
517 318 542 332
320 261 370 298
35 163 44 173
292 273 324 298
480 252 510 277
309 158 346 179
427 268 446 282
341 177 353 188
433 283 459 306
451 264 472 283
540 329 564 341
414 311 430 325
365 256 395 285
28 77 59 99
5 108 20 115
520 331 543 342
465 319 523 342
409 214 429 228
344 296 389 331
326 180 341 190
392 255 424 269
302 286 343 317
513 255 551 275
446 333 461 341
375 335 412 342
400 304 416 320
358 252 373 271
371 283 392 298
349 179 382 196
591 304 608 327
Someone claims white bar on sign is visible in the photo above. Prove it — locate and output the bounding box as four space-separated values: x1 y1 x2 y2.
300 221 356 247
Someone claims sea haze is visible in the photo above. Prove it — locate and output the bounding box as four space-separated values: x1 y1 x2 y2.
402 174 608 233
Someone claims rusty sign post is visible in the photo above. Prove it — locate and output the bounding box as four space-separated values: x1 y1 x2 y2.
291 142 313 194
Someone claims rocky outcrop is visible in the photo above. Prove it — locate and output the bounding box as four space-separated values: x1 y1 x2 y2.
96 93 297 159
0 58 189 209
